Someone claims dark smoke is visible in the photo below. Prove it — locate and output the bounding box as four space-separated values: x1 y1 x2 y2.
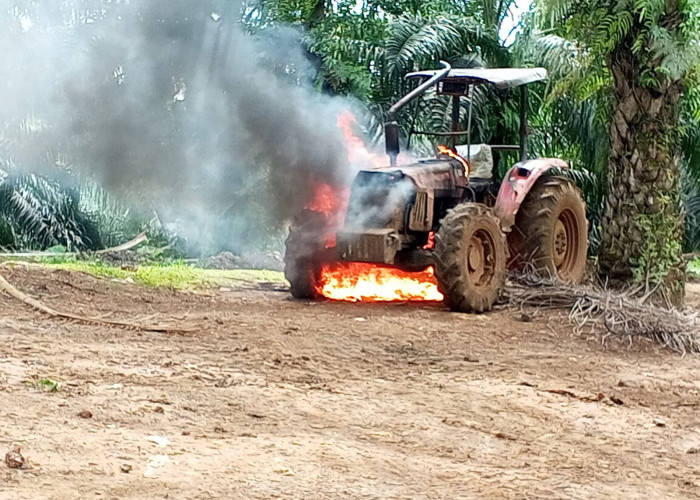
0 1 354 254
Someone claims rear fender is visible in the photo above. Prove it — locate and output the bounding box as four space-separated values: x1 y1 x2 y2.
494 158 569 230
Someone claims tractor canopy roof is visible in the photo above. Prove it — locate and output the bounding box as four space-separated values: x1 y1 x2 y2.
406 67 547 89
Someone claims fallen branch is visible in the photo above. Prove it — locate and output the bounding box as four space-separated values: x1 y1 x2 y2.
95 232 148 254
0 232 148 259
0 271 194 333
541 388 605 402
506 274 700 355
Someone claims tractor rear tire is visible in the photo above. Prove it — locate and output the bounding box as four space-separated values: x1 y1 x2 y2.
284 210 327 299
509 176 588 283
435 203 506 313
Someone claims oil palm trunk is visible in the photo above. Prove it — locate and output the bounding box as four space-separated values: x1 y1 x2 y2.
598 43 685 305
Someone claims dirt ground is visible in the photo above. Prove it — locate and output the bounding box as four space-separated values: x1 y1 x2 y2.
1 265 699 500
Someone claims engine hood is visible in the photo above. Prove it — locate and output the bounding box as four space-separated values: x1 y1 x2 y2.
363 158 464 191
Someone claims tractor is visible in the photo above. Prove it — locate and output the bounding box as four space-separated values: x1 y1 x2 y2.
285 61 589 312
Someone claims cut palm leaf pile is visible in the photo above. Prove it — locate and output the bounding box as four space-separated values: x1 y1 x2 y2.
507 274 699 354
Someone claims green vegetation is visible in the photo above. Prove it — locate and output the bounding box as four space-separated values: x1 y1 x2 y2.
245 0 700 301
2 0 700 299
534 0 697 302
689 257 700 279
0 168 171 253
632 211 684 285
26 377 61 392
35 258 285 290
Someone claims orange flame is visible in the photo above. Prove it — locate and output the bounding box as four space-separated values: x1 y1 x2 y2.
422 230 435 250
437 145 470 176
337 111 387 167
301 112 443 304
317 262 444 302
304 181 349 248
306 181 349 218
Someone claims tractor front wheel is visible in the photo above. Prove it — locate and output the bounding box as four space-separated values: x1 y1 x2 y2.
509 176 588 283
284 210 327 299
435 203 506 313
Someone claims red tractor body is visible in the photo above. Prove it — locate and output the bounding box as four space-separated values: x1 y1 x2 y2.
286 63 589 312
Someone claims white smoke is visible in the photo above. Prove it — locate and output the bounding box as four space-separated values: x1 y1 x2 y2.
0 1 361 254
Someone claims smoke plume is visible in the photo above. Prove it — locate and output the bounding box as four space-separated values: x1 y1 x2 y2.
0 1 355 254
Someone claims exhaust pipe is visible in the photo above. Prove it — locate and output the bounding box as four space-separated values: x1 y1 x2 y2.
384 61 451 166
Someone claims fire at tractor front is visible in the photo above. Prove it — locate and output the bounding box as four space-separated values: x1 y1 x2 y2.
300 112 444 303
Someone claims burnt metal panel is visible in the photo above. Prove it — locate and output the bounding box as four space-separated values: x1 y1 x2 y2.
336 229 401 264
408 190 434 231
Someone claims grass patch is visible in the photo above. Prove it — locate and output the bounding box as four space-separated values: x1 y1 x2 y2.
40 259 285 290
26 377 61 392
689 257 700 278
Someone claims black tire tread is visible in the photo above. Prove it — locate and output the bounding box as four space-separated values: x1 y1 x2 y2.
435 203 506 313
510 176 588 283
284 211 326 299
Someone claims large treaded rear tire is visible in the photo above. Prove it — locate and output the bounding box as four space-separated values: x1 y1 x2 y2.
509 176 588 283
284 210 327 299
435 203 506 313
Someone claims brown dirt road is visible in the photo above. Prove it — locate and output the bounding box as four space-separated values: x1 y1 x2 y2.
1 266 699 499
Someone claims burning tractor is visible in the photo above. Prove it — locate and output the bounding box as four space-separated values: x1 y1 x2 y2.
285 62 588 312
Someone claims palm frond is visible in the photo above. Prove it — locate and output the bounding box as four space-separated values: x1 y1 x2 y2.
0 172 103 251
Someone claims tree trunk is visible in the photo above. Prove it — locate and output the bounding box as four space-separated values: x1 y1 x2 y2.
598 40 685 305
307 0 326 28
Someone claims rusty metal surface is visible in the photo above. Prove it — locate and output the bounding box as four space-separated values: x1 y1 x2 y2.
493 158 569 229
408 190 434 232
367 159 464 192
336 228 401 264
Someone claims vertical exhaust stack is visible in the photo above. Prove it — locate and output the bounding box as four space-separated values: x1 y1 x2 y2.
384 121 401 166
384 61 452 166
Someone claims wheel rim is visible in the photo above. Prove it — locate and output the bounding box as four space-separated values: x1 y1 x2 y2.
467 229 496 287
552 208 581 278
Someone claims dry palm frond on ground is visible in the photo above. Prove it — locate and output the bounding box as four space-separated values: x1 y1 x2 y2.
506 274 699 354
0 271 194 333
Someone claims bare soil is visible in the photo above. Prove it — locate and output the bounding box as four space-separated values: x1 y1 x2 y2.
1 265 699 499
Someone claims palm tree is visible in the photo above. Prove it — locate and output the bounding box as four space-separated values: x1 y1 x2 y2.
0 166 103 251
534 0 700 304
245 2 509 109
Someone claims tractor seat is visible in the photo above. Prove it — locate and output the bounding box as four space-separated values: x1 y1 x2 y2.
455 143 493 179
